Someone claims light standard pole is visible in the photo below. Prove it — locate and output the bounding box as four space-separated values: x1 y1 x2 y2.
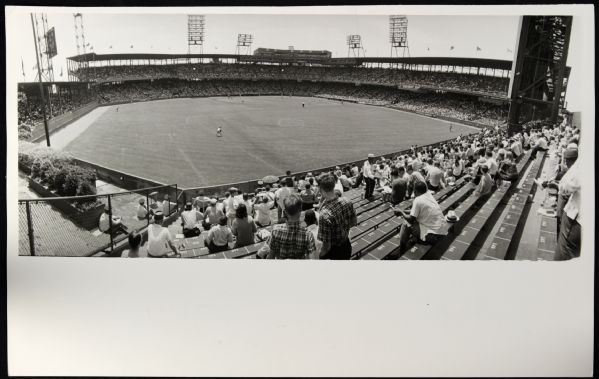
30 13 51 147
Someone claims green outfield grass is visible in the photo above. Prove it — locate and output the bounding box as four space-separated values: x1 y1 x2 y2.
63 96 476 188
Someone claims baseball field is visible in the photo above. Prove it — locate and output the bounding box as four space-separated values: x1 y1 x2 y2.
61 96 476 188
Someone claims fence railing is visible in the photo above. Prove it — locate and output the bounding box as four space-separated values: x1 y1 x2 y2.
18 184 179 257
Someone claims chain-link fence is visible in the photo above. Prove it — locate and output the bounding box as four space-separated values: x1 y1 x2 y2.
18 184 179 257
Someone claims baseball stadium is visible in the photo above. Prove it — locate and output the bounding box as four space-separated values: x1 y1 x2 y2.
16 15 581 261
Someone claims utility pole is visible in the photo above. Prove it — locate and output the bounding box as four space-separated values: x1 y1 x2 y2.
31 13 51 147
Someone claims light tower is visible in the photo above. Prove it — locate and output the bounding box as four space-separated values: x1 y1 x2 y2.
188 14 205 62
347 34 365 58
235 34 253 55
389 15 410 67
72 13 88 82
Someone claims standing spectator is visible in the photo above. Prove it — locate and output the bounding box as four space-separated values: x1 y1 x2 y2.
275 177 293 223
205 216 234 253
300 183 317 211
555 158 580 260
485 151 499 179
203 198 225 231
363 153 376 199
181 202 204 238
223 191 238 227
146 211 180 258
257 194 316 259
231 203 257 248
317 173 357 260
304 209 322 259
392 182 450 257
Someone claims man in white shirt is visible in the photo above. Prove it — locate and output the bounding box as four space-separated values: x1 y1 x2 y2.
147 211 179 258
425 160 445 192
363 153 376 199
531 132 549 157
510 138 523 158
275 177 294 223
181 202 204 238
223 190 238 226
304 209 322 259
136 198 149 219
98 204 129 236
392 181 450 257
555 158 581 261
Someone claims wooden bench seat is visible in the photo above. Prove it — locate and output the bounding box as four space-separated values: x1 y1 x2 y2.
479 152 546 260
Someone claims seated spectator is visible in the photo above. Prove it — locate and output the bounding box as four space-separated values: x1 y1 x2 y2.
498 152 519 182
530 133 549 157
254 195 274 227
391 166 409 205
474 164 494 199
162 194 174 216
391 181 450 257
136 198 149 219
203 198 225 231
181 202 204 238
231 203 257 248
205 216 234 253
122 230 143 258
257 193 316 259
146 211 180 258
426 160 445 192
304 209 322 259
98 204 129 237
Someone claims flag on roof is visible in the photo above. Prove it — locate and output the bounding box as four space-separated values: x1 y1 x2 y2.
449 46 454 50
21 58 25 76
476 46 482 51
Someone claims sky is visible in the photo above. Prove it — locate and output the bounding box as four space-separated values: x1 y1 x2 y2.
6 9 586 110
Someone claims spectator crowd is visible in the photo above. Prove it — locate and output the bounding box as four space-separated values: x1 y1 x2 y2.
122 115 581 261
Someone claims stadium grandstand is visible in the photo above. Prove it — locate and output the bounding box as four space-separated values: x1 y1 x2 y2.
17 15 581 263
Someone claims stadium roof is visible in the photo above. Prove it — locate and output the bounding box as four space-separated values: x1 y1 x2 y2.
67 52 513 70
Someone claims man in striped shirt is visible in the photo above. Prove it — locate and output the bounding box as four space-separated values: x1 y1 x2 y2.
317 173 357 260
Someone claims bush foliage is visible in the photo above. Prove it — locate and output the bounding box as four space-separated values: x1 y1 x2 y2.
19 141 99 208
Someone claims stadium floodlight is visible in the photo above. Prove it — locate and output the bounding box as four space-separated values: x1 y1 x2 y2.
389 15 410 60
235 33 253 55
188 15 205 57
346 34 365 57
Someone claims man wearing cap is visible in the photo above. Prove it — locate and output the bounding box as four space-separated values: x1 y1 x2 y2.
181 202 204 238
363 153 376 200
203 198 225 231
99 204 129 237
147 211 180 258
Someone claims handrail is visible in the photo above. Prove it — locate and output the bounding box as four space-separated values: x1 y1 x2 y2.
18 183 178 202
